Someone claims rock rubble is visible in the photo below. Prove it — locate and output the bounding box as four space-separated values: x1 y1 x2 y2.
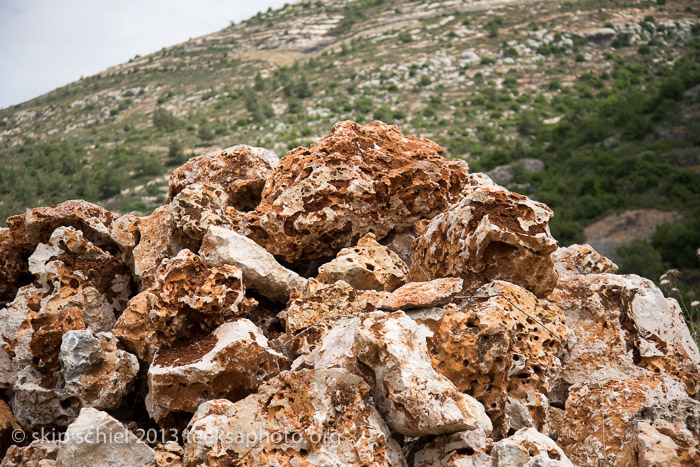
1 121 698 466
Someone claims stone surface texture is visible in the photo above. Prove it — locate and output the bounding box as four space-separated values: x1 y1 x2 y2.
113 249 250 362
317 232 409 291
147 319 287 422
234 121 470 264
199 225 306 302
183 369 406 467
410 173 559 297
354 311 492 437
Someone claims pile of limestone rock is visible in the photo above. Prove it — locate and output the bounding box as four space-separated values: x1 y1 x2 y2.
0 121 698 466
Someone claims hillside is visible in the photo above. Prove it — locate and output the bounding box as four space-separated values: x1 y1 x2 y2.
1 0 699 288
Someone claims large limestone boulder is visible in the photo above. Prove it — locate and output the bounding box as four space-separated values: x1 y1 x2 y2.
184 368 406 466
417 280 569 438
234 121 470 264
410 173 559 297
354 311 492 437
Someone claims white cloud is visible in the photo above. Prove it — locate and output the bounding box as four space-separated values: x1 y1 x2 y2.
0 0 292 109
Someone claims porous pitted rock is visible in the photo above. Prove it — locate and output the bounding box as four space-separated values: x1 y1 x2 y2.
147 319 287 422
109 206 193 290
551 243 618 280
199 226 306 302
354 311 492 437
367 277 463 311
548 273 700 397
0 226 132 387
167 145 279 211
11 330 138 429
413 429 493 467
168 183 231 241
281 279 373 333
184 369 406 467
417 280 569 438
317 232 409 292
0 200 123 304
2 439 59 467
558 374 688 466
410 173 559 297
0 399 21 456
113 249 251 363
235 121 470 264
492 427 574 467
154 442 184 467
59 330 139 410
620 395 700 467
55 408 156 467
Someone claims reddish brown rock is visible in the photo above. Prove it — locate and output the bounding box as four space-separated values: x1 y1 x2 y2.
317 233 409 292
147 319 287 422
0 200 122 307
109 207 194 290
410 173 559 297
418 280 569 438
184 369 406 466
29 307 86 372
167 145 279 211
0 399 21 456
368 277 463 311
113 249 252 362
235 121 469 264
1 440 59 467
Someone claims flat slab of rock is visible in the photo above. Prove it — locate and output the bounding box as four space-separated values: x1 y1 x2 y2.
184 368 406 466
368 277 463 311
200 225 306 302
147 319 287 422
410 173 559 297
354 311 492 437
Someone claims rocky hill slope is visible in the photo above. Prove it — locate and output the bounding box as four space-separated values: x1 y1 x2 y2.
1 121 699 466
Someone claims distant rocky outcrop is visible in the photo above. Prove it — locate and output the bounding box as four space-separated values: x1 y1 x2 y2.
1 122 698 466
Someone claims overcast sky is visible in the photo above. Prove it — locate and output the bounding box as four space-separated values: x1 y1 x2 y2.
0 0 292 109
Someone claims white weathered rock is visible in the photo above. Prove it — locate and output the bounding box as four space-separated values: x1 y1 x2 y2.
56 408 156 467
147 319 287 422
354 311 492 437
291 317 359 371
413 429 492 467
11 330 138 429
492 428 574 467
199 226 307 302
317 233 409 292
184 369 406 466
60 331 139 410
169 183 231 241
